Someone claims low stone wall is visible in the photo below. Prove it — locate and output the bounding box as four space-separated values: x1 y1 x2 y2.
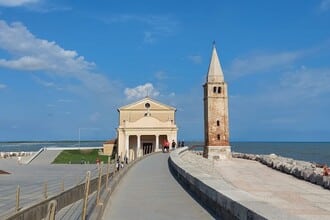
232 152 330 190
169 147 267 220
0 151 34 158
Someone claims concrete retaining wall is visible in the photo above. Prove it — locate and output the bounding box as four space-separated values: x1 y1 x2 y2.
169 147 267 220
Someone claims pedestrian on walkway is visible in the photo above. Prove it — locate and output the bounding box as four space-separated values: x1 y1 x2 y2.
116 157 120 171
163 139 170 153
171 140 176 150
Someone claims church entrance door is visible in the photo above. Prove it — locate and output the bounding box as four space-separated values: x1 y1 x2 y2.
143 143 153 155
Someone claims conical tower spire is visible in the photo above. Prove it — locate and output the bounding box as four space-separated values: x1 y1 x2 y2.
207 43 224 82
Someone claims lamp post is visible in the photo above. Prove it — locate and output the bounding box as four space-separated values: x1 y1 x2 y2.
79 128 81 148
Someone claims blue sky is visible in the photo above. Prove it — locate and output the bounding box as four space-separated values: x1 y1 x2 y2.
0 0 329 141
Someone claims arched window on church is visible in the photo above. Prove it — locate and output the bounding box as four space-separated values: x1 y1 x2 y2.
217 120 220 126
218 87 221 94
213 86 217 93
217 134 221 140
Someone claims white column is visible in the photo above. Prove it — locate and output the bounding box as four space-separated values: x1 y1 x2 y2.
137 135 141 158
156 134 159 151
125 134 129 160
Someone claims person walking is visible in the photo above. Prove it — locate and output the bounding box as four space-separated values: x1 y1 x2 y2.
171 140 176 150
163 139 170 152
116 158 120 171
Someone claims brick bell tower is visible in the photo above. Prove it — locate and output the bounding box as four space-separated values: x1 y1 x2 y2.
203 43 231 160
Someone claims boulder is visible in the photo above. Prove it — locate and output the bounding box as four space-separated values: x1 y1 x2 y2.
323 176 330 189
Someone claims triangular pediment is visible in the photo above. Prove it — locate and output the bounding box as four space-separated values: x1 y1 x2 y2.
119 97 175 111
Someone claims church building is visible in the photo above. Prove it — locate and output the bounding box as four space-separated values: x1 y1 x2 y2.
117 97 178 161
203 43 231 160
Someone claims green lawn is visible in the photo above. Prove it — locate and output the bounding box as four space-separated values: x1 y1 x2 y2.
52 149 112 164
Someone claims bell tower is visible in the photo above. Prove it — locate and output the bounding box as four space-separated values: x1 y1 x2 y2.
203 43 231 160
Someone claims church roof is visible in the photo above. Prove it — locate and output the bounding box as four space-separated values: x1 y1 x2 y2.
118 97 176 111
207 43 224 82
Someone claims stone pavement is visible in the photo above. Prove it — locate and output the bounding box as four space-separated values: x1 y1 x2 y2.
102 153 213 220
180 151 330 220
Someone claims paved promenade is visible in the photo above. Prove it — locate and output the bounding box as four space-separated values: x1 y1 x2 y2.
180 151 330 220
102 153 213 220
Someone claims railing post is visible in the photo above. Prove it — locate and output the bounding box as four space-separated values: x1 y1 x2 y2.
44 200 57 220
16 185 20 212
61 178 65 192
44 182 48 199
76 176 80 186
106 156 110 190
96 165 102 205
81 171 91 220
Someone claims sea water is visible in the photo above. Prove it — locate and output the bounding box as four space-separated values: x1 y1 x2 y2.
187 141 330 166
1 141 329 166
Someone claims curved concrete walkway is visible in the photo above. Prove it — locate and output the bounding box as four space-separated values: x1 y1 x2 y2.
102 153 213 220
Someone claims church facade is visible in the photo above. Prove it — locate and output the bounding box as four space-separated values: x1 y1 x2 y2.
117 97 178 161
203 44 231 160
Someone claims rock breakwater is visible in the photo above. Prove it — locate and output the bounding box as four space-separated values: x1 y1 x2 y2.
232 152 330 190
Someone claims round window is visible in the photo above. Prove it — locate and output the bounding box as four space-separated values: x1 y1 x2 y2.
145 103 150 108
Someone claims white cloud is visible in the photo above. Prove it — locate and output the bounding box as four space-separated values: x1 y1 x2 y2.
33 76 63 90
320 0 330 11
280 67 330 98
154 71 168 80
47 104 55 108
0 56 48 70
188 55 202 64
228 50 303 79
57 99 73 103
144 31 154 44
105 14 178 43
0 0 39 7
244 67 330 108
0 0 69 13
90 112 101 122
230 66 330 132
124 83 160 99
0 83 7 89
0 20 111 93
